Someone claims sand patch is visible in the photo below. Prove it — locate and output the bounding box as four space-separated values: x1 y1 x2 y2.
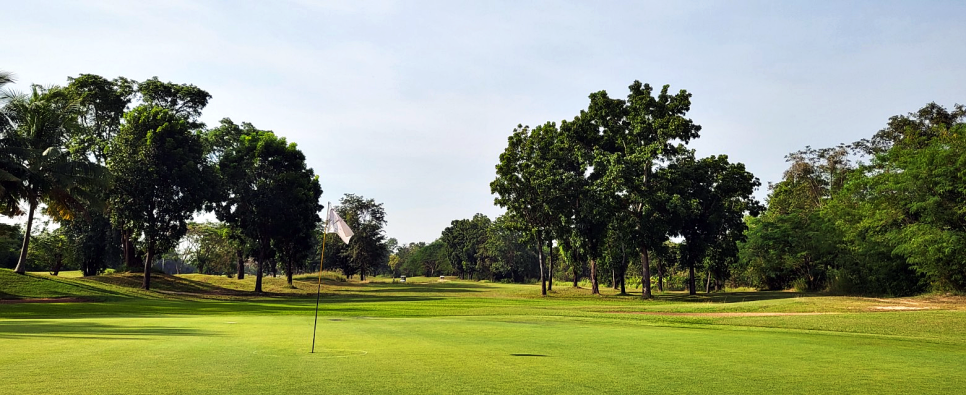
608 311 833 317
0 297 90 304
871 306 932 311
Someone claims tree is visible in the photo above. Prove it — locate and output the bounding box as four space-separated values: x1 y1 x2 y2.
492 124 561 295
0 71 23 215
555 113 617 295
440 214 491 279
273 168 323 286
0 223 23 269
482 214 539 283
217 131 319 292
841 118 966 292
136 77 211 128
595 82 702 298
664 153 762 295
335 194 387 281
27 227 75 275
108 105 214 289
1 85 108 274
65 74 134 163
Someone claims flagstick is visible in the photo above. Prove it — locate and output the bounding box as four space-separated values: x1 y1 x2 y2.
311 202 331 354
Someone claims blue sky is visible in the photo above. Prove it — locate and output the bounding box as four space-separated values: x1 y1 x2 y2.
3 1 965 243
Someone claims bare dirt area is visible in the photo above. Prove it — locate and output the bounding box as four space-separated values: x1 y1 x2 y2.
868 295 966 311
608 311 836 317
0 297 90 304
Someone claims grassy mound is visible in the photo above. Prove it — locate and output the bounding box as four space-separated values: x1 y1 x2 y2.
0 269 360 301
2 273 966 394
0 269 121 300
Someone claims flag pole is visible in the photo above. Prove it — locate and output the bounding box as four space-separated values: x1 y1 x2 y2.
311 202 331 353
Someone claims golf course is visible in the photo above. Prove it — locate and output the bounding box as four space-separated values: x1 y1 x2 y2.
2 269 964 395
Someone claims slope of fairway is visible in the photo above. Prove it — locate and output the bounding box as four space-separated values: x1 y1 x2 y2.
2 270 966 394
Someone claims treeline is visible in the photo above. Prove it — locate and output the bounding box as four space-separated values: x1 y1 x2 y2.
488 81 761 297
0 71 341 292
739 103 966 295
390 82 763 296
480 81 965 297
389 213 540 282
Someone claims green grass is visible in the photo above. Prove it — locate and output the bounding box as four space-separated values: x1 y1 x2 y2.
2 268 966 394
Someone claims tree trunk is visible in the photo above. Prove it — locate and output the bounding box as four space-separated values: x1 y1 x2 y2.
13 201 37 274
236 250 245 279
143 240 154 290
537 232 546 296
619 266 626 294
642 247 652 299
285 259 294 286
51 255 63 276
612 268 618 290
657 261 664 292
546 240 553 291
590 259 599 295
705 268 712 293
121 231 130 268
122 230 139 271
571 248 580 287
255 246 265 293
688 261 696 295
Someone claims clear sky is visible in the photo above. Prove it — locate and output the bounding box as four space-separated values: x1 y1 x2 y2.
3 1 964 244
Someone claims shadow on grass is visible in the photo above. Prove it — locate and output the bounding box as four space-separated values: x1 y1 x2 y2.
0 272 132 300
0 292 457 319
353 283 489 294
654 291 813 303
0 320 216 340
88 274 241 295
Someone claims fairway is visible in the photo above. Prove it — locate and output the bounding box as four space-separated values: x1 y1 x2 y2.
2 272 965 394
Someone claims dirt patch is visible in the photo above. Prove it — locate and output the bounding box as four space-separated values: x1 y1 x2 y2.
871 306 932 311
608 311 834 317
0 297 90 304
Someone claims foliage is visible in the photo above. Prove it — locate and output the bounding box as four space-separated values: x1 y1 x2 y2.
0 223 22 269
180 222 240 275
662 153 762 294
108 105 214 289
333 194 387 281
0 85 109 274
217 130 320 291
740 102 965 295
440 213 491 279
481 214 538 282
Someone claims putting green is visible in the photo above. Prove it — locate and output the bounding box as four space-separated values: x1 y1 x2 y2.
2 310 965 394
2 272 965 394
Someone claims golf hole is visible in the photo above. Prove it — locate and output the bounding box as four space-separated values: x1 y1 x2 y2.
309 349 368 358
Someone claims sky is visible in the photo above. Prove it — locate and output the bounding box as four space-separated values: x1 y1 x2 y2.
3 0 965 244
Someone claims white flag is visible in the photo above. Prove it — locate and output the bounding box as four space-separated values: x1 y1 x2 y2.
325 208 354 244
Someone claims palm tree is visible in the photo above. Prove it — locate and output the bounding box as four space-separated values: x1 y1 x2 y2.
0 71 24 214
0 85 108 274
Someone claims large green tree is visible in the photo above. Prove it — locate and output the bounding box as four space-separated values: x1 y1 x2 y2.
440 213 491 280
664 153 761 295
108 105 214 289
334 194 387 281
492 124 561 295
217 131 319 292
581 82 702 298
1 85 107 274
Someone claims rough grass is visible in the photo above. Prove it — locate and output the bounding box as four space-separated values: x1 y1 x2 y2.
2 268 966 394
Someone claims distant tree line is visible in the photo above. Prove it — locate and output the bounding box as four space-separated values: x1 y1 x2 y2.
739 103 966 295
480 83 965 297
0 71 352 292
